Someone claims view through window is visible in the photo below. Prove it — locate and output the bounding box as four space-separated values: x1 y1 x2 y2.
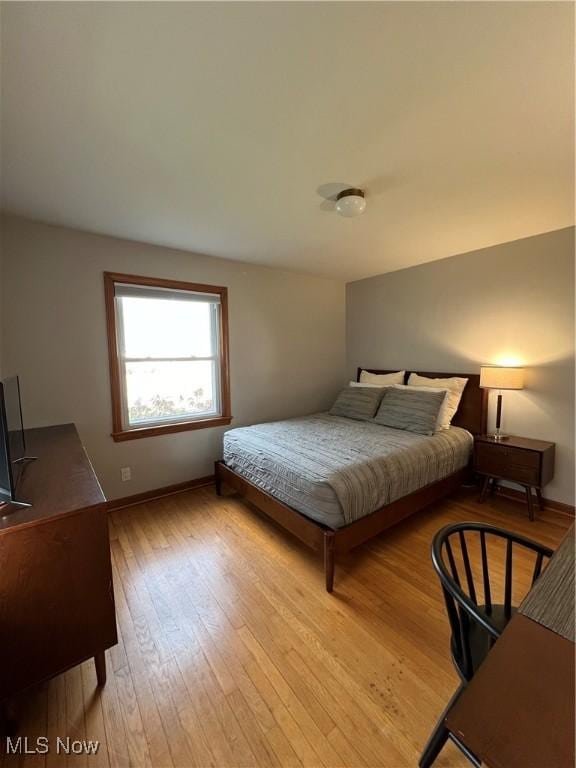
105 274 230 440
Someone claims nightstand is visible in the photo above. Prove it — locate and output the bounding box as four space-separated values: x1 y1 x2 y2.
474 435 555 521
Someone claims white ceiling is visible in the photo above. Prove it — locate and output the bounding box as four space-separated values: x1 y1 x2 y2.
1 2 574 281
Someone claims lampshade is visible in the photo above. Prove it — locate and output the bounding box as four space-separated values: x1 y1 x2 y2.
480 366 525 390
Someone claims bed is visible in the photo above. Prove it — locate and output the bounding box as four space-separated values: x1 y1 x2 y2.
215 369 488 592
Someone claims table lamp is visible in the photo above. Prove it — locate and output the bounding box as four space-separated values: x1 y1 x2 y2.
480 366 525 441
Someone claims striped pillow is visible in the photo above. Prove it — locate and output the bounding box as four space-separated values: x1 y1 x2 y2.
407 373 468 430
330 387 385 421
372 388 446 435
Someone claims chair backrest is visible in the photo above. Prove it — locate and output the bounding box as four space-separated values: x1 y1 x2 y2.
432 522 553 680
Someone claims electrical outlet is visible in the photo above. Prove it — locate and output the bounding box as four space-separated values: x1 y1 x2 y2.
121 467 131 482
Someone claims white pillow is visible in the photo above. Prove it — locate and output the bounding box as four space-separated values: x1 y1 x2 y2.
359 370 405 386
407 374 468 430
349 381 393 389
391 383 447 393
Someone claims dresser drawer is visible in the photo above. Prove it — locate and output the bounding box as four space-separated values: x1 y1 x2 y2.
475 444 540 485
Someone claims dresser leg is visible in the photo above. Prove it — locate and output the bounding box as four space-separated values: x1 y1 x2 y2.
525 486 535 522
94 652 107 686
535 488 544 511
479 476 491 503
0 700 18 736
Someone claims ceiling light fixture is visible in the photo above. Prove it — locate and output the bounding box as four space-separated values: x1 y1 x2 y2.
335 188 366 218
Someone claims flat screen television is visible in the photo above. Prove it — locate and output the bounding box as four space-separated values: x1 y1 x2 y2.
0 376 34 507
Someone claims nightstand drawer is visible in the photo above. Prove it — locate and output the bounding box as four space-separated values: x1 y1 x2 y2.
475 448 540 485
475 443 540 470
499 463 539 485
476 456 540 484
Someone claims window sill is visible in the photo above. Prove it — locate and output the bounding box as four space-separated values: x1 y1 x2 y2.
111 415 233 442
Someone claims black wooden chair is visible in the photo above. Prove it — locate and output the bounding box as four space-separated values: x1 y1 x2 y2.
419 522 554 768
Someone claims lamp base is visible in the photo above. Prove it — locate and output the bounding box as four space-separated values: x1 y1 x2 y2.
487 432 509 442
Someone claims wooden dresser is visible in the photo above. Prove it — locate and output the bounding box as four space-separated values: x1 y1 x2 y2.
0 424 117 702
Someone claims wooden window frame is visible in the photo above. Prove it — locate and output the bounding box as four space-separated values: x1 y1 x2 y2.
104 272 231 442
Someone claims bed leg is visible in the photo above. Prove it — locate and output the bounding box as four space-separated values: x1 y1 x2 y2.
324 532 335 593
214 462 222 496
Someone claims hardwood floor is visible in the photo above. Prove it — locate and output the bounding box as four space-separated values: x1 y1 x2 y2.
2 486 570 768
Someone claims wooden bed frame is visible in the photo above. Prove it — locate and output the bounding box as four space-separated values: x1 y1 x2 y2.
215 370 488 592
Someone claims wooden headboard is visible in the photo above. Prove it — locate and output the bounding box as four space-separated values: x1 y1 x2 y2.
357 368 488 436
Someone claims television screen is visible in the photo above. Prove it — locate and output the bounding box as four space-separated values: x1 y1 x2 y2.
0 377 28 503
3 376 25 463
0 383 15 501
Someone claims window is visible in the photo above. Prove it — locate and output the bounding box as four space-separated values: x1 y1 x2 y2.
104 272 231 441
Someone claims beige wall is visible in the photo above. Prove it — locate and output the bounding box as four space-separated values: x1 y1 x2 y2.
347 227 575 506
1 215 346 499
2 216 573 506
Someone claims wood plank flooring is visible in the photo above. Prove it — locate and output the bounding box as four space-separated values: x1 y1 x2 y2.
2 486 570 768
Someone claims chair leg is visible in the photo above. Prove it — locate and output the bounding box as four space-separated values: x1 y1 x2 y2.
419 717 450 768
449 734 482 768
419 684 466 768
324 532 335 593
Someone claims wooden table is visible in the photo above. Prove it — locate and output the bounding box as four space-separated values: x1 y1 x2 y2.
447 526 575 768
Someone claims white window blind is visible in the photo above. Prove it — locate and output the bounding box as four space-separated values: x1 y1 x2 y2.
114 283 221 304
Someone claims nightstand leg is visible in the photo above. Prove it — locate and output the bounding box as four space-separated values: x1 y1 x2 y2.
479 476 491 503
490 478 499 496
525 486 535 522
535 488 544 511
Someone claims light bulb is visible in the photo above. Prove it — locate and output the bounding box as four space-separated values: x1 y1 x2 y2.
335 188 366 217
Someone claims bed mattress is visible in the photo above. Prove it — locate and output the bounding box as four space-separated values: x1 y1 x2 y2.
223 413 473 529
